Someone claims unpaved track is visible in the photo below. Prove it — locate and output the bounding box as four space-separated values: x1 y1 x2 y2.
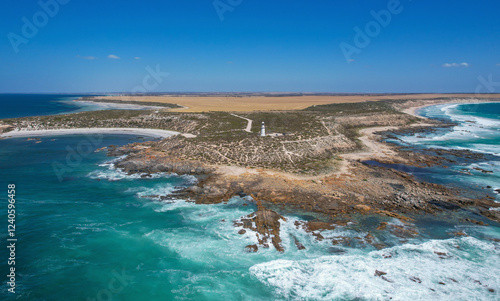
230 114 253 133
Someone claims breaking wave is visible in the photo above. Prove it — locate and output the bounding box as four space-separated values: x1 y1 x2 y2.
250 236 500 300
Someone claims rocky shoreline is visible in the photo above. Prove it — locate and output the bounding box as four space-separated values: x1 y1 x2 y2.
4 97 500 252
103 123 500 252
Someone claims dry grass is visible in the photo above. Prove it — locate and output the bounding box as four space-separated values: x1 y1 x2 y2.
94 94 500 112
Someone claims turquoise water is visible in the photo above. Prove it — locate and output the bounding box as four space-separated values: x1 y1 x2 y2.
0 103 499 300
394 102 500 201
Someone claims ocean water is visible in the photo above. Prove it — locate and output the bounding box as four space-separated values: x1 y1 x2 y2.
392 102 500 201
0 94 100 119
0 103 499 300
0 94 159 120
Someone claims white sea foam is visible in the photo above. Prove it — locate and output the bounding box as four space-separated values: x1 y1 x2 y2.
134 184 177 200
399 103 500 159
143 200 261 266
88 167 143 181
89 156 197 183
97 154 128 167
250 237 500 300
464 144 500 156
451 161 500 193
152 199 197 211
143 200 359 267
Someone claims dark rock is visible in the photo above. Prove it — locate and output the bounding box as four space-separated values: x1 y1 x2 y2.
374 270 387 277
312 232 324 241
429 200 461 210
242 219 253 228
240 201 286 252
306 221 336 232
115 161 138 171
365 233 374 244
434 251 450 259
374 270 393 283
473 167 493 174
327 247 346 254
376 222 388 230
293 236 306 250
238 229 246 235
462 218 487 226
245 244 258 252
389 183 406 191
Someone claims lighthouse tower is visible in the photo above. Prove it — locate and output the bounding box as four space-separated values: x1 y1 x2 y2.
260 122 266 137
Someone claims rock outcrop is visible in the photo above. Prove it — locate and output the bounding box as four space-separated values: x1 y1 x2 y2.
236 201 287 252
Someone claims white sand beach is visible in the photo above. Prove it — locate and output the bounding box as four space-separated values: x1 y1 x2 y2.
0 128 180 139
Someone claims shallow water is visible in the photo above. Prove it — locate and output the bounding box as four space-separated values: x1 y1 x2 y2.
387 102 500 201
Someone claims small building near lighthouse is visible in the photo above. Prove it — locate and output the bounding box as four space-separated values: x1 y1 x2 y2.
260 122 266 137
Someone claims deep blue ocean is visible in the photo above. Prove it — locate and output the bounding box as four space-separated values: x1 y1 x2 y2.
0 95 499 300
0 94 93 119
0 94 157 119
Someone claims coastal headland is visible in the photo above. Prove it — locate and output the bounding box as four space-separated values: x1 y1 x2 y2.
2 93 499 252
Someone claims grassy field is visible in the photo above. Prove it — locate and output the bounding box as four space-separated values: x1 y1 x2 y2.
87 94 500 112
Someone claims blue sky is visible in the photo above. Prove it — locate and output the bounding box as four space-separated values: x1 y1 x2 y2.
1 0 499 93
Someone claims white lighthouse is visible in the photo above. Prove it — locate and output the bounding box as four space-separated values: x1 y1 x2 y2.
260 122 266 137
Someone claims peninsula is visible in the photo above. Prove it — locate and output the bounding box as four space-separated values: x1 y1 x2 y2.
2 93 499 252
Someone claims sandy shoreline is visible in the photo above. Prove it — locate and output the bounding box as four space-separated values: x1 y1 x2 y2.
0 128 180 139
